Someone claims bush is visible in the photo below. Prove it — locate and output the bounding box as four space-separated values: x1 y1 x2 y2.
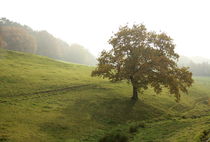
137 123 145 128
129 125 138 133
99 133 128 142
129 122 145 133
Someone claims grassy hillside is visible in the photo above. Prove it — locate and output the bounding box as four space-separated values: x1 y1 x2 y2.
0 49 209 142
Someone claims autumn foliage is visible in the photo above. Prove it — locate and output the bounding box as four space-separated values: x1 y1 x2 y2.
92 24 193 101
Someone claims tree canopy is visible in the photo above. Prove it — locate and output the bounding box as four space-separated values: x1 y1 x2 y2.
92 24 193 101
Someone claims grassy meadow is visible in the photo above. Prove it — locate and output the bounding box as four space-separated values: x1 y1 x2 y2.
0 49 210 142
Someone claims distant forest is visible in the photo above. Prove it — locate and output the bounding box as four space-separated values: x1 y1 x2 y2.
0 18 96 65
178 56 210 76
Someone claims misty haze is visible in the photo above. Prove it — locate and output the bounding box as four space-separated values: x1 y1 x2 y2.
0 0 210 142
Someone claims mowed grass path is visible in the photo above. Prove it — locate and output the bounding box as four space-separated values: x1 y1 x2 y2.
0 49 209 142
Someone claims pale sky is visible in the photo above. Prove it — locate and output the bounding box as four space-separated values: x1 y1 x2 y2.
1 0 210 58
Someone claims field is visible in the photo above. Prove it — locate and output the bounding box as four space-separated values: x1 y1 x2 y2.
0 49 210 142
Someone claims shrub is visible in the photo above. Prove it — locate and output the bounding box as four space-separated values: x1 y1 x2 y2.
129 122 145 133
99 133 128 142
129 126 138 133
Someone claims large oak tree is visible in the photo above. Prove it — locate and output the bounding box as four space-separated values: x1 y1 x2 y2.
92 24 193 101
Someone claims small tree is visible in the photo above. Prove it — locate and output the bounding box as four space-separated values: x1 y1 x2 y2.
92 24 193 101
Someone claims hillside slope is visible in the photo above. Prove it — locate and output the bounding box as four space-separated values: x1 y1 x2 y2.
0 49 209 142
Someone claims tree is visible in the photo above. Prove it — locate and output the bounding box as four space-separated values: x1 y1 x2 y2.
0 26 37 53
0 18 97 65
35 31 61 59
91 24 193 101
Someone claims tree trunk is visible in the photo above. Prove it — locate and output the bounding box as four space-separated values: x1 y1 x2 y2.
131 85 138 101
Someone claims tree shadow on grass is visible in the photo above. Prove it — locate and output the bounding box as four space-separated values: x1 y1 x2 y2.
62 95 164 125
39 94 165 141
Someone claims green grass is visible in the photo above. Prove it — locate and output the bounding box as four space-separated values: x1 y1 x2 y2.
0 48 210 142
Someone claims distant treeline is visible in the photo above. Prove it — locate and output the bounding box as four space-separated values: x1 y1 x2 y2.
178 56 210 76
0 18 96 65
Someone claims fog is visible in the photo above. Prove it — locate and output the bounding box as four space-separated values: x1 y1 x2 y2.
1 0 210 58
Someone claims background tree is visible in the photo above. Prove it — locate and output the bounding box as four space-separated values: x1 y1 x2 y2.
178 56 210 76
35 31 61 59
92 24 193 101
0 26 37 53
0 36 7 48
0 18 97 65
60 43 97 66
